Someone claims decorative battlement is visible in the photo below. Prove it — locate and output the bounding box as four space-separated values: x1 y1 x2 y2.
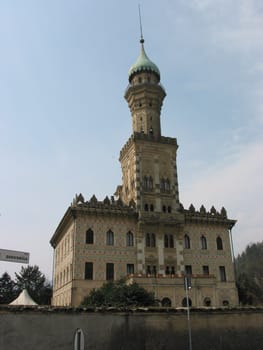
180 203 236 228
119 132 177 160
71 193 136 214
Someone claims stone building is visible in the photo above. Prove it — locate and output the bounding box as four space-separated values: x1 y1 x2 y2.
50 37 238 307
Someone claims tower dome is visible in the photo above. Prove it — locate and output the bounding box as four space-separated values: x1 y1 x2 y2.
128 39 160 83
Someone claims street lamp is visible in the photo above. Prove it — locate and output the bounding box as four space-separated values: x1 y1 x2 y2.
184 276 192 350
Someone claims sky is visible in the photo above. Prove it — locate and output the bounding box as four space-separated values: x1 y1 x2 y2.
0 0 262 281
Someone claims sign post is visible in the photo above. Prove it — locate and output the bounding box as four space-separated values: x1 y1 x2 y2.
0 249 30 264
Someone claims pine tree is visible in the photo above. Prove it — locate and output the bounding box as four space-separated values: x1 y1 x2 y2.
0 272 18 304
15 265 52 305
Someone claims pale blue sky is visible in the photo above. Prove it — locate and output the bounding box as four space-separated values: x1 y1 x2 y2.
1 0 262 280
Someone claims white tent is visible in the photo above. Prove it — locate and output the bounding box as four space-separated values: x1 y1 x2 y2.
9 289 38 306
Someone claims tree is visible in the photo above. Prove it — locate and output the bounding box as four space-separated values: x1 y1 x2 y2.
15 265 52 305
0 272 18 304
235 241 263 305
81 279 157 307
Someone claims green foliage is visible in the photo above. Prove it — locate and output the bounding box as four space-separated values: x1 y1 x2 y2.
0 265 52 305
81 279 157 307
0 272 18 304
235 241 263 305
15 265 52 305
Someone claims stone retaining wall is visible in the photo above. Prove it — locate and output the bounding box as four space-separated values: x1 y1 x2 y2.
0 306 262 350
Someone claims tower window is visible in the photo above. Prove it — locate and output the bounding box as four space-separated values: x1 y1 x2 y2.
146 233 151 247
162 205 167 213
149 177 153 190
164 234 169 248
146 233 156 247
86 229 94 244
184 234 191 249
164 234 174 248
150 204 154 212
167 206 172 213
126 231 134 247
106 230 114 245
201 235 207 249
143 176 153 191
217 236 223 250
144 203 149 211
151 233 156 247
160 178 165 192
169 235 174 248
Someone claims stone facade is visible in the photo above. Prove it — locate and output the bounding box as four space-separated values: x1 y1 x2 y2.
50 40 238 307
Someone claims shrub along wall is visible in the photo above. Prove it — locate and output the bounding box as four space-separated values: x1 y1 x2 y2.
0 306 263 350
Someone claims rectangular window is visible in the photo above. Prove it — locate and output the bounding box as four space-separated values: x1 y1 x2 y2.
219 266 226 281
85 262 93 280
185 265 192 275
106 263 114 281
203 265 209 275
127 264 134 275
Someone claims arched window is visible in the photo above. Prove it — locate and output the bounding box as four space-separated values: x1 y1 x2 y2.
150 204 154 212
162 297 172 307
162 205 167 213
86 228 94 244
146 233 151 247
184 234 191 249
182 297 192 307
126 231 134 247
151 233 156 247
223 300 229 306
165 266 170 275
167 206 172 213
164 234 169 248
217 236 223 250
106 230 114 245
204 297 211 307
201 235 207 249
144 203 149 211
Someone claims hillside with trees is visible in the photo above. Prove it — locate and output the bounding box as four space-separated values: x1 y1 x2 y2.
235 241 263 305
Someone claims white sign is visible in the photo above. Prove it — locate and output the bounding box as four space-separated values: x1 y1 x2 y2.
0 249 29 264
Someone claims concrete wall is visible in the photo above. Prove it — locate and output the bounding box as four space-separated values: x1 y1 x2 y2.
0 306 263 350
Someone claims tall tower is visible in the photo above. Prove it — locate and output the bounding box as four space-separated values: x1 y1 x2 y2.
119 38 181 218
119 38 184 276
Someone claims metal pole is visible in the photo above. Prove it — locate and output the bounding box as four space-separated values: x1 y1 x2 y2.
185 277 192 350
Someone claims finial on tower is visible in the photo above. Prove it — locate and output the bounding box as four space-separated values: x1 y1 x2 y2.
138 4 144 44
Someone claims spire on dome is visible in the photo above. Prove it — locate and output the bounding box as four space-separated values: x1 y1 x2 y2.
138 4 144 44
128 6 160 83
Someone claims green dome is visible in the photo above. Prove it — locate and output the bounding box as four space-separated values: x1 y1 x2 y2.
128 43 160 82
